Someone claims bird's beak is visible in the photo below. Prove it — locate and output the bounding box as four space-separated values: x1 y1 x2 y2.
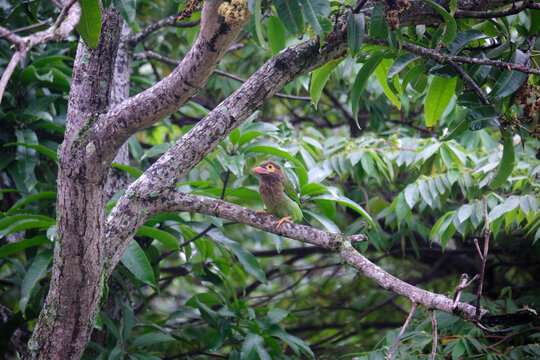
252 166 268 175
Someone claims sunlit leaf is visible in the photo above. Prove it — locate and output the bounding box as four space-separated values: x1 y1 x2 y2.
78 0 102 49
424 76 457 127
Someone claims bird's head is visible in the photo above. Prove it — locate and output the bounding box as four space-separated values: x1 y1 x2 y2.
252 161 283 181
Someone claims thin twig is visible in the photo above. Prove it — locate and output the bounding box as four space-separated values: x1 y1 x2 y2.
473 238 483 259
323 88 356 125
366 37 540 76
11 19 52 34
134 51 312 101
129 14 200 46
446 59 489 105
453 273 480 307
453 273 469 307
386 302 418 360
475 195 490 319
476 322 513 334
429 310 438 360
54 0 77 29
486 326 540 350
0 26 25 46
311 295 399 349
359 186 370 214
0 51 23 104
352 0 369 13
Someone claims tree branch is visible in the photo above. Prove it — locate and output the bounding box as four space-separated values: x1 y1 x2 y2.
91 0 249 165
134 50 313 101
105 29 348 265
366 37 540 76
128 14 200 47
125 191 532 328
475 195 491 319
429 310 438 360
387 302 418 360
0 1 81 104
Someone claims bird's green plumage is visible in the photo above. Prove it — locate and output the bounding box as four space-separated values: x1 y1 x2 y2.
253 161 303 223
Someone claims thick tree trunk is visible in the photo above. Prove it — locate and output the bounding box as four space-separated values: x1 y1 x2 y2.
26 10 124 360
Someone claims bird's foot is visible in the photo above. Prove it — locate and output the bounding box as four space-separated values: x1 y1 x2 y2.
256 210 271 215
275 216 292 229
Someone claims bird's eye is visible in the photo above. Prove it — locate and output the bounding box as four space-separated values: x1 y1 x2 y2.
266 164 275 172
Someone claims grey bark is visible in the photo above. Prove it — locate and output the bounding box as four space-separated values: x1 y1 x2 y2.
25 0 531 358
27 10 124 359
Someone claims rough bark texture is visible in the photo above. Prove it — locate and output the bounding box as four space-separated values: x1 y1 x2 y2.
24 0 532 358
104 21 133 200
89 0 249 166
27 2 247 359
105 33 348 265
27 10 124 360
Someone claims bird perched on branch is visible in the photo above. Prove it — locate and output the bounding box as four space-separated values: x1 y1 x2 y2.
252 161 303 229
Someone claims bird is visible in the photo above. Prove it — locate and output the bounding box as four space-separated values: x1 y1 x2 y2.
252 160 303 229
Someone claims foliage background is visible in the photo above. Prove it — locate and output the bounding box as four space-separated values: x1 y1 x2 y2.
1 0 539 359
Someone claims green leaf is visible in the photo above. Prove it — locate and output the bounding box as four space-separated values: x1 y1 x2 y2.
4 142 58 162
6 192 57 215
0 215 55 239
273 0 304 35
351 53 385 124
268 16 286 56
141 143 171 160
425 0 457 45
347 13 365 57
489 130 515 189
0 236 49 258
241 332 264 359
77 0 102 49
303 210 340 233
121 305 135 343
107 347 125 360
243 142 304 168
137 226 180 250
311 194 374 227
229 243 267 284
369 2 388 39
15 129 39 191
448 29 486 55
300 182 330 197
310 55 345 108
466 105 499 130
375 58 401 109
489 50 528 100
269 327 314 358
424 76 457 127
404 184 419 209
298 0 330 37
195 297 219 328
386 53 419 94
120 240 156 287
131 333 176 348
249 0 267 49
266 308 289 324
208 319 230 351
111 163 143 178
113 0 136 25
430 212 455 249
20 250 53 316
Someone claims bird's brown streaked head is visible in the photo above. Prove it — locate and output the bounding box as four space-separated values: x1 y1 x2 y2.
252 161 283 177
